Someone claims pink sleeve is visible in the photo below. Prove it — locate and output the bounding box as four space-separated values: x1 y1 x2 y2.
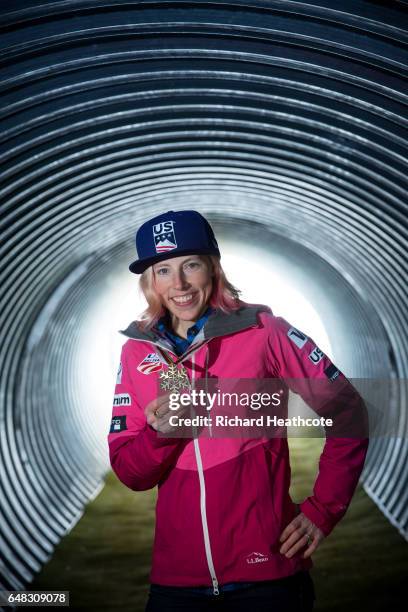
265 314 369 536
107 341 187 491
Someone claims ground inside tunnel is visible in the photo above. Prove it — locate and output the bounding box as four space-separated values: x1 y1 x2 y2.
30 438 408 612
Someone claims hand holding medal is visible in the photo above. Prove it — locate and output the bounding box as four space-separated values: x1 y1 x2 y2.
145 391 192 435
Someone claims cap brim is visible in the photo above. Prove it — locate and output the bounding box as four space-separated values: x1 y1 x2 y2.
129 248 220 274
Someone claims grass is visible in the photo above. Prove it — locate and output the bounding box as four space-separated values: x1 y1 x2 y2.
30 438 407 611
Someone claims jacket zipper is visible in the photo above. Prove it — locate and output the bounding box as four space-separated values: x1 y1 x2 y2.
190 352 220 596
128 336 220 592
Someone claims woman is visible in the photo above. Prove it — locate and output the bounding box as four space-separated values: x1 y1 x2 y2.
108 210 368 612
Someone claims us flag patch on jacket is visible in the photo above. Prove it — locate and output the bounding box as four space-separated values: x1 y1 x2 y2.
137 353 163 375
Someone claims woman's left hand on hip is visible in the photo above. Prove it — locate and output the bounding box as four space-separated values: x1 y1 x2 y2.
279 509 325 559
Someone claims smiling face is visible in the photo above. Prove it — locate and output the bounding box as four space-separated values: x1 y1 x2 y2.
152 255 213 337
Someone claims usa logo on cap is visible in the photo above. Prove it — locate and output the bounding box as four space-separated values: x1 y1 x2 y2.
153 221 177 253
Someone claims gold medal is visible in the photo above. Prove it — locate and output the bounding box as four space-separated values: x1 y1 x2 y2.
159 362 191 392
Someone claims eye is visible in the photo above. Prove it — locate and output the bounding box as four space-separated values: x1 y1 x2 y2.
155 267 169 276
184 261 201 271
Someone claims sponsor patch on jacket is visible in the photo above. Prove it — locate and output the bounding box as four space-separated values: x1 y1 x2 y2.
137 353 163 375
116 362 122 385
113 393 131 406
309 346 324 365
110 415 127 433
287 326 308 349
324 364 340 381
153 221 177 253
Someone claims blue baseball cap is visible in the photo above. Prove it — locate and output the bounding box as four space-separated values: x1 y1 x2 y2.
129 210 221 274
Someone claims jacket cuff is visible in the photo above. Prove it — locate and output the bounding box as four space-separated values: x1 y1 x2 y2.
300 498 338 537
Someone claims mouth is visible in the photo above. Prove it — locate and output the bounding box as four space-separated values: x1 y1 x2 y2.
171 293 197 307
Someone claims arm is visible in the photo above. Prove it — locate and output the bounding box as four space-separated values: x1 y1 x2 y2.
107 341 188 491
264 315 369 547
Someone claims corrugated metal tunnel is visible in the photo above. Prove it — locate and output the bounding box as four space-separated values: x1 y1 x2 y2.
1 0 407 594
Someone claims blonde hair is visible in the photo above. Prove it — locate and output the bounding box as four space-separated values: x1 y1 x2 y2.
138 255 242 330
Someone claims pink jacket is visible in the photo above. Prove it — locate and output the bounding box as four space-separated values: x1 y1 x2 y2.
108 304 368 593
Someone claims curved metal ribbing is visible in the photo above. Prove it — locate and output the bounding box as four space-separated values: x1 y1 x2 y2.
0 0 407 591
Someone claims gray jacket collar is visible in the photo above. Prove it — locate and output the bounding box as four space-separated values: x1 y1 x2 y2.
120 304 271 351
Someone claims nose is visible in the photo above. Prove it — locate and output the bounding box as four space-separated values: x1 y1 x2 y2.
173 268 190 290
